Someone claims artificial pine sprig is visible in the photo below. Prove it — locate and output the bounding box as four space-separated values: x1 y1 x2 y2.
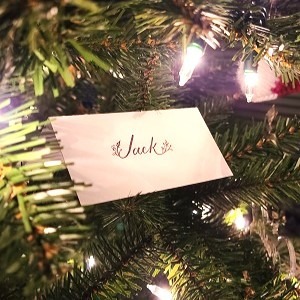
0 96 90 298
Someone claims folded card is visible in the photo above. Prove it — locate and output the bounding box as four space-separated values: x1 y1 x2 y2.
50 108 232 205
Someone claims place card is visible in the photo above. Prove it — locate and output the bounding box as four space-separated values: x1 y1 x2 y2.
50 108 232 205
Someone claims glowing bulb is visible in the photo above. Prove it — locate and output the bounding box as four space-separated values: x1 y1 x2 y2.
179 43 204 86
234 215 247 230
244 70 258 103
243 52 258 103
87 255 96 270
225 208 249 230
147 284 172 300
192 209 198 215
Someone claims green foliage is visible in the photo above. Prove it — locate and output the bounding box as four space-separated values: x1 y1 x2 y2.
1 0 299 97
0 0 300 299
0 95 90 298
40 193 273 299
16 93 299 299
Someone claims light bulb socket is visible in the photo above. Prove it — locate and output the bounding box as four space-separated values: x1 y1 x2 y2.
187 42 204 54
244 52 258 73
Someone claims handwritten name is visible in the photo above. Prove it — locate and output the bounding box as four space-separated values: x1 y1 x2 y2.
112 134 172 159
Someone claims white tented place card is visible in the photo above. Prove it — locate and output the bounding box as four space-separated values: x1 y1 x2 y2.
50 108 232 206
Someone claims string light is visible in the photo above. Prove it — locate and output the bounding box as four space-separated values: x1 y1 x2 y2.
87 255 96 270
147 284 172 300
225 207 249 231
234 215 247 230
243 53 258 103
179 42 204 86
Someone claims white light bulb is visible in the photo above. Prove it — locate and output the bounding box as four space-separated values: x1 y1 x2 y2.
87 255 96 270
147 284 172 300
244 70 258 103
234 215 247 230
179 43 204 86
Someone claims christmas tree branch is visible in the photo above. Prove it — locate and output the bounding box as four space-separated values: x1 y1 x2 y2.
0 96 90 298
1 0 299 98
41 233 157 299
